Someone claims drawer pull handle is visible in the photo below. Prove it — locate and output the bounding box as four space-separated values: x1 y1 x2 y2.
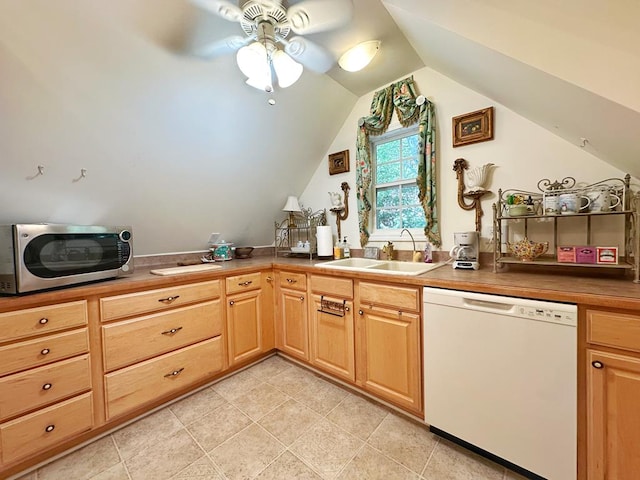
238 280 253 286
164 367 185 378
286 278 297 283
42 383 53 390
39 318 49 325
41 348 50 355
45 425 55 433
161 327 183 335
592 361 604 369
159 295 180 304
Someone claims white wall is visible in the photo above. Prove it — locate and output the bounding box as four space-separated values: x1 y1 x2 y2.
300 65 628 253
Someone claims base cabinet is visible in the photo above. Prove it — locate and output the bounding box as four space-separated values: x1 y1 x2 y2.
276 271 309 361
310 295 355 382
357 305 421 413
227 289 263 366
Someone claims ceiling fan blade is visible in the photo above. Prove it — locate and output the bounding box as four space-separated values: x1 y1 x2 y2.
286 0 353 35
283 36 334 73
190 0 243 22
193 35 252 59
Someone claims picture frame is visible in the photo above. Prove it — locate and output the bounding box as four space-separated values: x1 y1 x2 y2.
328 150 350 175
452 107 494 147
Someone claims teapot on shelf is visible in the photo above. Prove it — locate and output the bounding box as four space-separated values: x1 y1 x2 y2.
507 238 549 262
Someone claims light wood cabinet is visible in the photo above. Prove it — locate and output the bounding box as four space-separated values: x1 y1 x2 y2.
104 338 222 420
227 289 263 366
276 270 309 360
586 308 640 480
310 295 355 382
356 282 422 414
0 301 87 343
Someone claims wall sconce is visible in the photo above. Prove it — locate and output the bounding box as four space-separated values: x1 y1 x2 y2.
338 40 381 72
282 195 302 227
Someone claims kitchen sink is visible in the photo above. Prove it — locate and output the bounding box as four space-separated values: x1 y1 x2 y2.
316 258 445 276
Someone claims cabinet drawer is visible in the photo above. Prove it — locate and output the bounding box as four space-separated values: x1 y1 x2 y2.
100 280 221 322
0 355 91 421
104 337 223 420
102 300 222 372
587 309 640 352
0 328 88 376
310 275 353 298
0 392 93 465
359 282 419 312
0 301 87 343
278 271 307 291
226 272 262 295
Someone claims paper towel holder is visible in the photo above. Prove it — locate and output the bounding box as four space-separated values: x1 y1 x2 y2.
329 182 350 240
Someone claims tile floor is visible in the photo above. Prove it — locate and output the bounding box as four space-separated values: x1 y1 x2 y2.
15 355 527 480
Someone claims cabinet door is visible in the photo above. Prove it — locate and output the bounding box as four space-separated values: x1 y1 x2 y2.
227 289 262 366
357 305 421 413
277 288 308 360
587 349 640 480
261 272 276 351
310 295 354 382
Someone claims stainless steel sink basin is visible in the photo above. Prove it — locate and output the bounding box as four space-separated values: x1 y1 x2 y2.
316 258 445 276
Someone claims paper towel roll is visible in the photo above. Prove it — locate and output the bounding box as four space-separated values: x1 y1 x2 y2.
316 226 333 257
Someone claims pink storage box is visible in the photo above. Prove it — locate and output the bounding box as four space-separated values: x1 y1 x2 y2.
575 246 597 264
557 246 576 263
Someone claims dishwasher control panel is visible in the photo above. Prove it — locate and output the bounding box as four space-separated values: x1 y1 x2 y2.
517 305 576 326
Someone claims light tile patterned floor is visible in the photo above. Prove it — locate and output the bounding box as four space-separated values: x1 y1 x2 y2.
15 355 527 480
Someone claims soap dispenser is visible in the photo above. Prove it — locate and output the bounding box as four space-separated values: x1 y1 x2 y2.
343 237 350 258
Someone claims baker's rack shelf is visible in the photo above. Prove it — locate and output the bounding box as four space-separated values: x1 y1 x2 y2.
275 208 327 260
492 174 640 282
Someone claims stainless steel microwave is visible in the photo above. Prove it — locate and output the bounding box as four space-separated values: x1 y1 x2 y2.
0 224 133 295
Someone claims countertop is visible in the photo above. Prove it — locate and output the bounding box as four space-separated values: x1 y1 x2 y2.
2 256 640 311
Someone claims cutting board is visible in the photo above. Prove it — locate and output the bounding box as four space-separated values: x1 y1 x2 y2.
150 264 222 276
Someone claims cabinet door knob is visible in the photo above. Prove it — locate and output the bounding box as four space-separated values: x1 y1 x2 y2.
592 361 604 369
345 306 350 312
159 295 180 304
299 296 305 301
266 276 273 282
358 310 364 315
45 424 55 433
40 348 50 355
42 383 53 390
39 318 49 325
161 327 183 335
229 300 235 306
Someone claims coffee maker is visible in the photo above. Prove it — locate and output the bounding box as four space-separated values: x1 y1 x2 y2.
450 231 480 270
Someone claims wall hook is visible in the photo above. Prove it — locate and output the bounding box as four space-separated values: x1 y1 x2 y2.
72 168 87 183
26 165 45 180
579 137 588 148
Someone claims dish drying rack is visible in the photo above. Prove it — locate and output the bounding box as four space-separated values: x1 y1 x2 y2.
275 208 327 260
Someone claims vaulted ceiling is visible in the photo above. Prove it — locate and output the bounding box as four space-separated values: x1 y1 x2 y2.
1 0 637 253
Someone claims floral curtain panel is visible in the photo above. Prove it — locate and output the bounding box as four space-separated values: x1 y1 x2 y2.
356 76 441 247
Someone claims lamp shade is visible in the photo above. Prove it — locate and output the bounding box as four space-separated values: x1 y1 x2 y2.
338 40 381 72
236 42 268 79
272 50 303 88
282 195 302 212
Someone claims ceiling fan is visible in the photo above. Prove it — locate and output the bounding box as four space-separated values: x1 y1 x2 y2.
191 0 354 91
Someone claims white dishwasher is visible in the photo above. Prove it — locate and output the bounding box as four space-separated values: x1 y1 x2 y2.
423 287 576 480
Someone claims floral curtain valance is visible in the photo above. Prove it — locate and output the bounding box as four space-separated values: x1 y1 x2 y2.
356 76 441 247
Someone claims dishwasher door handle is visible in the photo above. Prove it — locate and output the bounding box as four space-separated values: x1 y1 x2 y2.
462 297 516 314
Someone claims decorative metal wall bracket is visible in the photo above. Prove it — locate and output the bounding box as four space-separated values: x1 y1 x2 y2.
453 158 491 232
330 182 350 240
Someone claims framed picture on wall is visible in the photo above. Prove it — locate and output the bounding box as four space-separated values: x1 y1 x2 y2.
452 107 494 147
328 150 350 175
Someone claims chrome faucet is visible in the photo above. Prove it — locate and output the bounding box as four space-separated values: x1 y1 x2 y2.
401 229 423 262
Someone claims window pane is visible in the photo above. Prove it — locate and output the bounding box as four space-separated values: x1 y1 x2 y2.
402 207 427 228
376 162 401 184
401 135 419 157
401 184 420 206
376 140 400 163
402 158 419 180
377 209 401 229
376 186 400 208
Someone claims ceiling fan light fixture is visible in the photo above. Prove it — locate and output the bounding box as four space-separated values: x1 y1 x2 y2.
272 50 303 88
338 40 381 72
236 42 268 78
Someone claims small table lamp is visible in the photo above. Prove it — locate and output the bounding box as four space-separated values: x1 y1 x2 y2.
282 196 302 227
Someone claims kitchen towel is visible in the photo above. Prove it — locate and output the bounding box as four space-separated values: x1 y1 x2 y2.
316 226 333 257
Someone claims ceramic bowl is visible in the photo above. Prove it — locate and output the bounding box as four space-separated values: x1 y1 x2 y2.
507 238 549 262
234 247 254 259
508 204 530 216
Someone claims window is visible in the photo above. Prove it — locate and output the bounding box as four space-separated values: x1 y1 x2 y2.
371 127 426 233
